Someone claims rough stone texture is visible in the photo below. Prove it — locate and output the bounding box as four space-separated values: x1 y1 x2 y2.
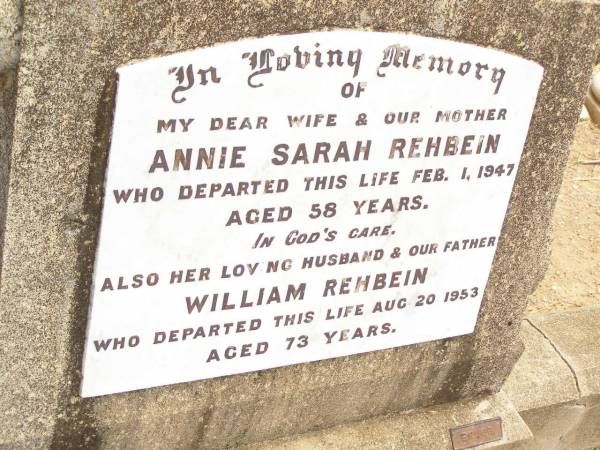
0 0 21 72
0 1 598 449
504 307 600 450
247 308 600 450
0 0 22 279
242 391 531 450
524 306 600 450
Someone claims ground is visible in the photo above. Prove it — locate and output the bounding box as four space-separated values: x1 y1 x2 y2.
526 118 600 315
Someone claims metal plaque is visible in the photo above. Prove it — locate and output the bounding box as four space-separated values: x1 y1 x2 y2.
450 417 503 450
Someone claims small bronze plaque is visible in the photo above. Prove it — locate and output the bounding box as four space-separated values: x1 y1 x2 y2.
449 417 503 450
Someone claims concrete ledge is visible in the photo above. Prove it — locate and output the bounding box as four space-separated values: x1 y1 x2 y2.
241 391 532 450
529 305 600 399
240 306 600 449
503 319 579 412
506 305 600 450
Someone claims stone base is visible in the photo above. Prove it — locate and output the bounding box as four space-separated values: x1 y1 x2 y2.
505 305 600 450
242 392 531 450
240 305 600 450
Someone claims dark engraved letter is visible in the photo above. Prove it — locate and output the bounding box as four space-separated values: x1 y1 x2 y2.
197 66 221 85
170 65 194 103
491 67 505 94
428 56 454 74
377 45 409 77
243 49 275 88
294 45 311 68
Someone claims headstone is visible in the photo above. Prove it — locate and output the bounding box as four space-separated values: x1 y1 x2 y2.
80 31 542 398
0 1 598 449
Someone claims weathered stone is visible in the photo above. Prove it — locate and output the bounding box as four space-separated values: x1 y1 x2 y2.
244 308 600 450
504 307 600 450
528 305 600 402
0 1 598 449
0 0 22 277
516 400 600 450
242 391 532 450
503 320 578 412
0 0 21 73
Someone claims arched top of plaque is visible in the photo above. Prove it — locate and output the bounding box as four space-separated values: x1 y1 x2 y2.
116 30 542 110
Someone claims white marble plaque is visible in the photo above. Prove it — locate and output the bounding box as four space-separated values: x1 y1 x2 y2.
81 31 543 397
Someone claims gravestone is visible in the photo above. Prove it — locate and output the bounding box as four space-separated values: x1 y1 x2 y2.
0 1 598 449
81 31 542 398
